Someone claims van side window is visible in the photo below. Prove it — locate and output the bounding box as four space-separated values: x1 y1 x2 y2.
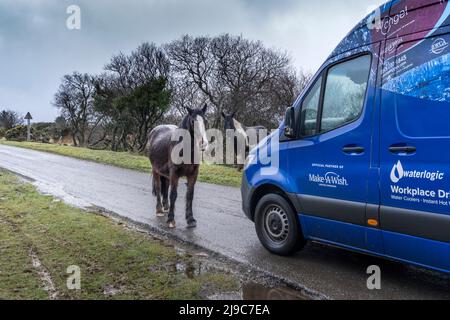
388 35 450 138
320 55 371 132
300 77 322 136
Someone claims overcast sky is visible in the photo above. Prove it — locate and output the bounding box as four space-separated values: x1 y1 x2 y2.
0 0 386 122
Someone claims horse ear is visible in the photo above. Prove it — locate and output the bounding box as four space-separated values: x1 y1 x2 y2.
186 107 193 115
202 104 208 114
231 112 236 118
221 112 226 119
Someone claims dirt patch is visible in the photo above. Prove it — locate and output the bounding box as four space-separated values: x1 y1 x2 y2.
29 248 58 300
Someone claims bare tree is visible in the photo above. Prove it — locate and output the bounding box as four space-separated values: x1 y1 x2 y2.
166 36 218 107
53 72 96 147
212 35 294 128
0 110 23 130
166 34 304 129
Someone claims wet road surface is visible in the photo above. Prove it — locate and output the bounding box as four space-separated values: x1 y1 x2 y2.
0 144 449 300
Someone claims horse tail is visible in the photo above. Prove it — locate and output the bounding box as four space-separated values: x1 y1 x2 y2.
152 176 169 196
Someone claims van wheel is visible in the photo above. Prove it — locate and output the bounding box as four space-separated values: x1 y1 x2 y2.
255 194 306 256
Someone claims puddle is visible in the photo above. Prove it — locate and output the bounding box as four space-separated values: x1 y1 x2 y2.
208 282 311 301
175 256 208 279
208 292 242 300
173 250 311 300
242 282 310 300
33 180 91 209
103 285 123 297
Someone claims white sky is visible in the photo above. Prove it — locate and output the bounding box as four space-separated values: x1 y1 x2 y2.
0 0 386 121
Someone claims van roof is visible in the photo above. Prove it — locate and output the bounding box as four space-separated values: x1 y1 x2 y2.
329 1 392 58
329 0 449 58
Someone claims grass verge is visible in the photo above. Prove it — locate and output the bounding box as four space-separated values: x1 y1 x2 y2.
0 141 242 188
0 171 239 300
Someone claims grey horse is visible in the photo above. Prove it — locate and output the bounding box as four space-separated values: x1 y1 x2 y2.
222 112 266 170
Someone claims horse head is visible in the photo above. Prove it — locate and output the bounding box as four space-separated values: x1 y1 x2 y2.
222 112 237 131
183 104 209 152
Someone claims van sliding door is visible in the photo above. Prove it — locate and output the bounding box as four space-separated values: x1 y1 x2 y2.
380 29 450 271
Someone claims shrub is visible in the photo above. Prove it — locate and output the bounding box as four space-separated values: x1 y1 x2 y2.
32 122 71 143
5 125 28 142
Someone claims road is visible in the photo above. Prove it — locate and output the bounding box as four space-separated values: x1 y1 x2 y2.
0 144 449 300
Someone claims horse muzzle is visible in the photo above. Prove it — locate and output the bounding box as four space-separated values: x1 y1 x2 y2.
200 142 209 152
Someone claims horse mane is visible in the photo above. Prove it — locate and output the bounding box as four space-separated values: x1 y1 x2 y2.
233 118 248 132
180 114 190 130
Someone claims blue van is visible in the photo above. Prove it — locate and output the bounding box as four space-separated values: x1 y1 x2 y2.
242 0 450 273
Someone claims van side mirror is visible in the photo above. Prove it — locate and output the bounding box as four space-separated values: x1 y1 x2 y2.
284 107 296 138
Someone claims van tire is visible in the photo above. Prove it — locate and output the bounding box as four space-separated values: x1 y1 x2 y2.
255 194 306 256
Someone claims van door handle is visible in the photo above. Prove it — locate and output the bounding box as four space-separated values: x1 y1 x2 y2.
389 145 416 154
342 146 365 155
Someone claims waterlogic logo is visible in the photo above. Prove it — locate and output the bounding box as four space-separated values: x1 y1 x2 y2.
390 161 445 184
390 161 404 183
309 172 348 187
431 38 449 55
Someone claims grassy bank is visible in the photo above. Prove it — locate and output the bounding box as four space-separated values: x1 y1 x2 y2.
0 141 242 188
0 171 239 300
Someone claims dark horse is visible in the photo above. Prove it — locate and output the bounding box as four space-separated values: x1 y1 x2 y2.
147 104 209 229
222 112 266 169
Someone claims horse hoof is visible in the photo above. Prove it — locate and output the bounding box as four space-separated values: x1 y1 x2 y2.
187 219 197 229
168 221 176 229
156 209 165 217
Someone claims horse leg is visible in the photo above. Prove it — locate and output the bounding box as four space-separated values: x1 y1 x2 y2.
167 173 179 229
152 172 164 217
185 175 198 228
161 176 170 213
